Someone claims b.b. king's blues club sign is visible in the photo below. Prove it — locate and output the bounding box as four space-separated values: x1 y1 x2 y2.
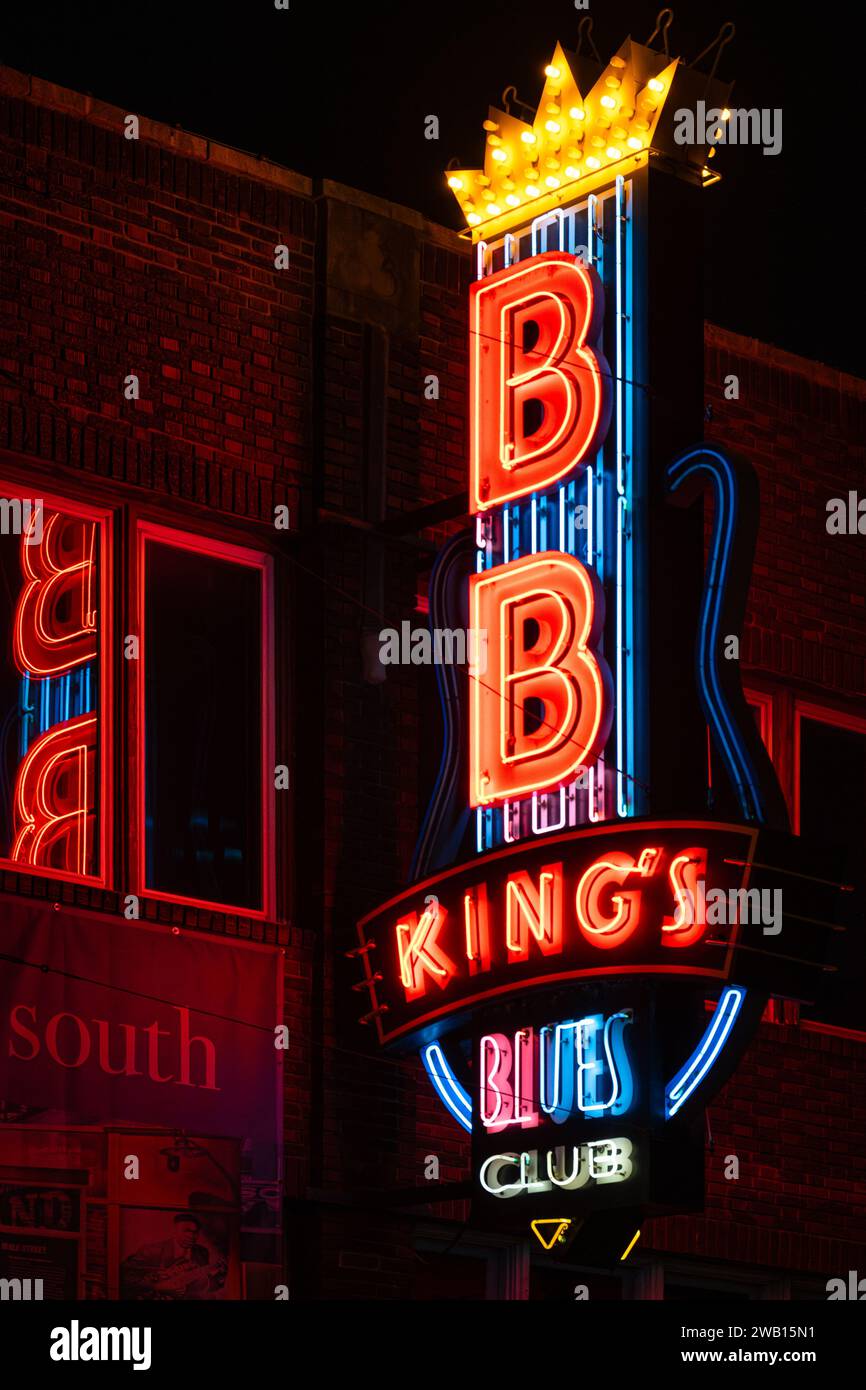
352 27 844 1246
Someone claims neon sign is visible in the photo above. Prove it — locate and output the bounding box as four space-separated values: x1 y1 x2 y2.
11 712 96 875
7 506 101 880
480 1011 633 1133
357 822 757 1047
470 253 611 512
352 31 844 1228
14 511 97 677
480 1140 634 1199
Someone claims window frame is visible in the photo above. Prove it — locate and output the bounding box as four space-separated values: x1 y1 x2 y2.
131 519 276 920
743 686 774 762
0 479 115 890
793 697 866 837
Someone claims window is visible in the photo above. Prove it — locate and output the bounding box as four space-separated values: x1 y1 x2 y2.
134 524 274 917
0 475 276 917
795 702 866 1028
0 486 112 885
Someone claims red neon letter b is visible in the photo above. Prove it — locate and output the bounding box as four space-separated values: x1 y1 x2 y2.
470 552 612 807
470 251 611 513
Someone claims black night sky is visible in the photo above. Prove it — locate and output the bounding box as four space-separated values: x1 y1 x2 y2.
6 0 862 378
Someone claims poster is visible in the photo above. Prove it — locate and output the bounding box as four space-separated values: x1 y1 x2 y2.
118 1207 237 1302
0 1231 79 1299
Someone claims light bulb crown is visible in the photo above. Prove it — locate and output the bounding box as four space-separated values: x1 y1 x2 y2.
446 36 689 233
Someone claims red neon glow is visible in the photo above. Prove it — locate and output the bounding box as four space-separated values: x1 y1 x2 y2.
505 865 563 961
470 552 613 807
356 822 759 1047
480 1029 539 1133
396 901 457 1000
470 252 611 513
464 885 491 974
662 848 708 948
11 713 96 876
14 512 97 676
575 847 661 950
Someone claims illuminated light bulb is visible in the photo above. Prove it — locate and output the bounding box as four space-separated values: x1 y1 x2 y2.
591 135 605 148
585 155 600 170
566 146 582 159
547 102 561 115
447 175 464 189
506 193 521 207
545 120 561 135
612 126 627 140
605 77 621 89
525 167 540 179
487 133 502 146
600 95 617 110
635 118 650 131
545 64 561 79
483 119 499 132
491 148 508 162
521 130 537 145
627 136 643 150
648 77 665 93
570 107 586 121
467 212 482 225
501 178 515 190
611 55 626 68
487 205 501 217
565 165 581 179
545 156 560 170
525 184 540 197
607 147 621 160
545 175 560 188
478 175 491 187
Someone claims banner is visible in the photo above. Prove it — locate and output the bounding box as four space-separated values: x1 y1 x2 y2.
0 903 281 1176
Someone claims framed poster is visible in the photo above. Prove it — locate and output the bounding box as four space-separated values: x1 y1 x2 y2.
117 1206 238 1302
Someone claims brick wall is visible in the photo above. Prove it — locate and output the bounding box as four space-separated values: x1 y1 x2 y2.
646 1020 866 1279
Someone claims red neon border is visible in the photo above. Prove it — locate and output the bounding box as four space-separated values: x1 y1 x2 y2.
793 697 866 837
0 481 114 890
133 521 276 920
356 818 759 1046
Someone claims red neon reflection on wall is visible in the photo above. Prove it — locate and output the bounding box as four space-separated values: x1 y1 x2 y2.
470 552 613 807
11 713 96 876
13 512 97 677
470 251 612 513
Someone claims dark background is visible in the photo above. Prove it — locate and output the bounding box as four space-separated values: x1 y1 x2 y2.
4 0 863 378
